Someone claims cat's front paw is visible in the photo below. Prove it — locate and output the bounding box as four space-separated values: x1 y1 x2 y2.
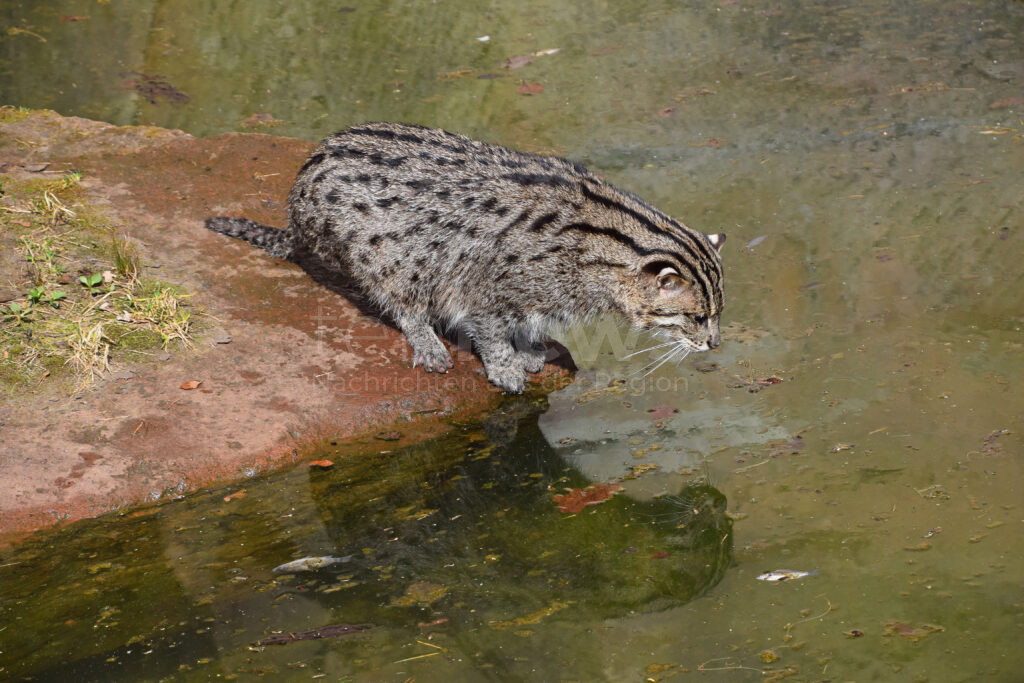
520 348 546 374
411 341 453 373
484 364 527 394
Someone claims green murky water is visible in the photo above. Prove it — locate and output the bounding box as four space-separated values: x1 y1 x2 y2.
2 0 1023 680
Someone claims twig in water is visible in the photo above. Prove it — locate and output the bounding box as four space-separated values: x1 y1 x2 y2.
392 652 439 664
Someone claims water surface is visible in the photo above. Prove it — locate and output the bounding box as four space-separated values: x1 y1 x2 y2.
1 0 1023 679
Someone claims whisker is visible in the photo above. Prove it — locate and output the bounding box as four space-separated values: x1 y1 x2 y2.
621 340 677 359
629 345 677 377
641 344 687 378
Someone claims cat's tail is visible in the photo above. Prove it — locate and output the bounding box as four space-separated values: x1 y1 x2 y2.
204 217 296 259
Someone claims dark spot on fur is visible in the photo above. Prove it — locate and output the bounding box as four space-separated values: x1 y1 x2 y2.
368 235 383 246
375 196 401 208
435 189 451 199
505 254 519 264
298 152 326 174
325 190 341 204
528 211 560 233
352 202 369 213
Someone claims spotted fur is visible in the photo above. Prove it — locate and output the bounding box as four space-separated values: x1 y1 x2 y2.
206 122 726 392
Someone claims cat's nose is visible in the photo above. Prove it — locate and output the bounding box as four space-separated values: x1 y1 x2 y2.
707 337 720 349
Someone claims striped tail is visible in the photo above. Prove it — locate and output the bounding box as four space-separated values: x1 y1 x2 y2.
204 217 296 259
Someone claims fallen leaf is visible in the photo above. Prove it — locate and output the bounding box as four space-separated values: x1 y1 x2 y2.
309 459 334 468
503 55 533 69
990 96 1024 109
881 620 943 642
646 405 678 419
391 581 447 607
767 435 804 457
439 68 477 80
23 163 50 172
517 82 544 95
904 541 931 551
760 650 779 663
375 430 402 441
241 112 283 126
13 220 31 227
844 629 864 638
419 618 449 627
224 490 246 502
831 442 854 452
60 15 90 21
657 106 678 118
490 601 568 630
651 551 670 559
180 380 202 390
745 235 768 249
981 428 1008 456
532 48 560 57
552 482 623 514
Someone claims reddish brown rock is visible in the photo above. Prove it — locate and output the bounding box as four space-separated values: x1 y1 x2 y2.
0 110 573 544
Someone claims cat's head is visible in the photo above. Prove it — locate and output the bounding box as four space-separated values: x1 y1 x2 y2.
623 232 725 352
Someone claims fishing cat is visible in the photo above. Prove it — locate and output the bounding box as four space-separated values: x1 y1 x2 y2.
206 122 725 393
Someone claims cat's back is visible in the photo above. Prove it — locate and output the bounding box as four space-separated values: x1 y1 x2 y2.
288 122 593 234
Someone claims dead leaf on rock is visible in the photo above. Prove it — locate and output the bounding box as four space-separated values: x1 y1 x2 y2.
657 106 678 118
375 430 402 441
309 460 334 468
552 482 623 514
23 163 50 173
180 380 202 390
517 82 544 95
224 490 246 502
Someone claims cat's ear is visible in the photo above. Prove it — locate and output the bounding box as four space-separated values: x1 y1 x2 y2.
708 233 726 253
642 261 690 295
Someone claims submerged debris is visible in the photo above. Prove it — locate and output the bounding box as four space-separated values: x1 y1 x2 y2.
882 620 943 642
552 482 623 514
272 555 352 574
756 569 818 582
255 623 370 646
121 72 190 105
